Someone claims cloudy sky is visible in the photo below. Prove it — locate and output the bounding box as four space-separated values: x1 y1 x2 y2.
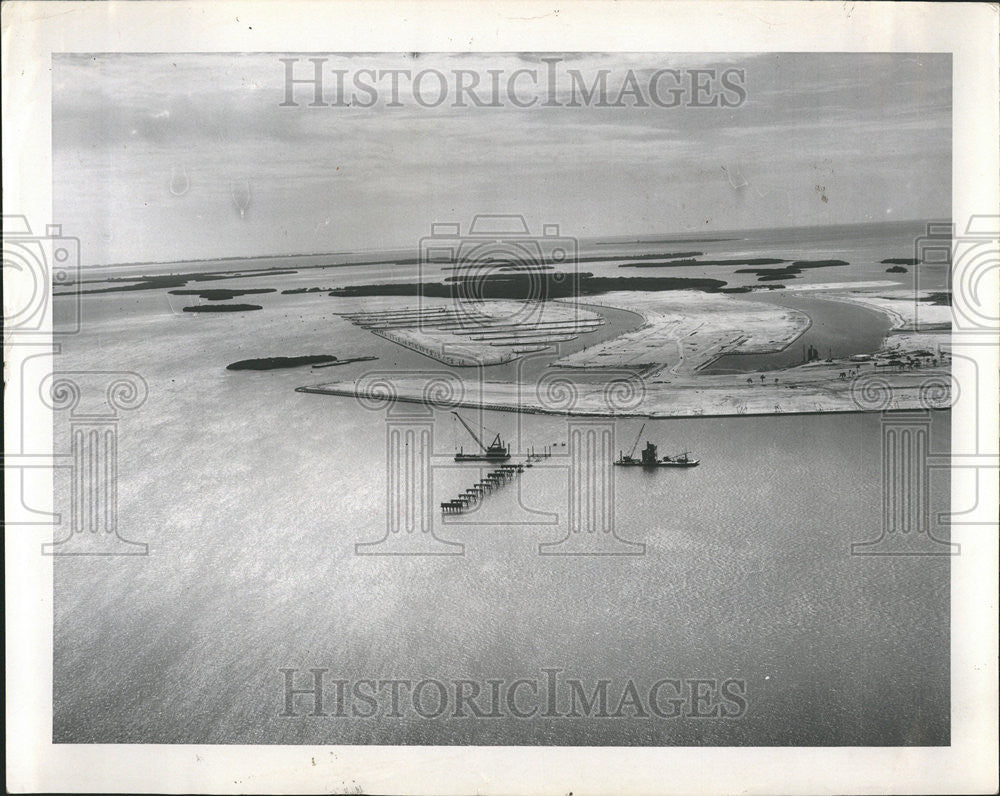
53 52 950 266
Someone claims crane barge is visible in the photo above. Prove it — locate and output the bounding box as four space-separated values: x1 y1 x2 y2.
452 411 511 462
615 423 699 467
615 423 646 466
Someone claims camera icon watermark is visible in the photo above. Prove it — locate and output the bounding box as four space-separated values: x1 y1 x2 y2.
3 215 149 555
337 215 589 367
418 214 580 337
314 214 650 556
2 215 81 336
914 216 999 334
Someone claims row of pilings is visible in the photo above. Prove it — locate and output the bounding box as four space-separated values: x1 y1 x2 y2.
440 462 527 514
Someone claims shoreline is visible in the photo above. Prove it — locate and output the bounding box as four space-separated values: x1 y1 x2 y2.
295 285 951 418
692 306 816 374
549 290 812 376
297 360 951 418
294 383 949 419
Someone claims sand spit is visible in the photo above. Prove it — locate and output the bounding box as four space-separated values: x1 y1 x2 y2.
779 280 902 291
552 291 810 376
299 357 951 417
298 286 952 417
818 290 952 331
342 300 605 366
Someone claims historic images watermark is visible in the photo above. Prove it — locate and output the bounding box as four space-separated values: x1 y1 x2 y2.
847 408 956 556
916 216 999 335
39 371 150 556
2 214 149 555
848 364 955 556
943 216 1000 538
279 668 748 721
278 56 747 110
2 216 81 336
848 217 1000 555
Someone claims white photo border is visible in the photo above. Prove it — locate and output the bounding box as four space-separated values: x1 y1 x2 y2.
3 1 998 793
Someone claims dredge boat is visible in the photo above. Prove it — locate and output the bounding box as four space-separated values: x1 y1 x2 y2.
615 423 699 467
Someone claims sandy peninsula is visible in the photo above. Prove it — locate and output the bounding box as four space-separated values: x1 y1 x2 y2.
338 300 606 366
552 290 810 376
300 283 952 417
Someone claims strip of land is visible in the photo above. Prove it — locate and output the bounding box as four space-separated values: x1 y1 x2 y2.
552 291 810 376
818 289 951 331
183 303 262 313
299 286 951 417
341 300 606 366
299 359 951 417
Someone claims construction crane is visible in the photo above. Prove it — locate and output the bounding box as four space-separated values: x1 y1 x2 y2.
628 422 646 458
617 422 645 464
452 411 511 462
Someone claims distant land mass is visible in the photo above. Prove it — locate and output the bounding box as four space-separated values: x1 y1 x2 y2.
73 218 940 270
329 273 729 299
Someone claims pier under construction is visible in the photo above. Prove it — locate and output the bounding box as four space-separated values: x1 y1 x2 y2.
441 411 552 514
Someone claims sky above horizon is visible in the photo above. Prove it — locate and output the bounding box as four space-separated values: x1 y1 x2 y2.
53 52 951 266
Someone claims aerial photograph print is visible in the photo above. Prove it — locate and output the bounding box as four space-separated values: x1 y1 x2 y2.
46 50 955 748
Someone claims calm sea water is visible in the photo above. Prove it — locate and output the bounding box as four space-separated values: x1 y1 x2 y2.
703 294 895 373
52 220 951 746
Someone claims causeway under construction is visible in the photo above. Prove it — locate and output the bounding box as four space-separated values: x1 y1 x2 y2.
441 411 551 514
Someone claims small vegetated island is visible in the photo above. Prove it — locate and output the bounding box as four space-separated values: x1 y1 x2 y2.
183 303 263 313
735 260 850 281
326 272 728 300
169 288 275 301
228 355 340 370
59 269 296 295
882 257 920 274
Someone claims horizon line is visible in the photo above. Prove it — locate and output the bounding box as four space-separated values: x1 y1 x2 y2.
77 215 945 270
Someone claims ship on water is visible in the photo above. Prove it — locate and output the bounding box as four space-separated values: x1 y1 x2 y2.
659 450 699 467
615 424 699 467
452 411 511 462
